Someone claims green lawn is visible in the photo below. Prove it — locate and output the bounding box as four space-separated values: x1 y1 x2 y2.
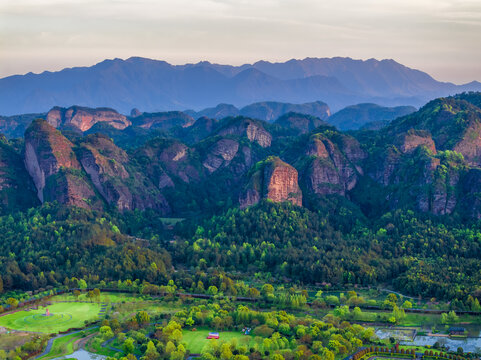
51 292 142 303
346 308 481 327
0 302 103 333
182 328 254 353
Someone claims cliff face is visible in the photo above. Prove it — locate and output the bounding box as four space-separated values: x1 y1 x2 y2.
77 134 170 213
24 121 170 212
135 139 203 185
202 139 240 173
46 106 131 131
387 97 481 166
42 169 98 209
264 160 303 206
24 119 86 203
239 157 302 208
367 138 461 215
217 118 272 148
300 132 366 197
453 121 481 166
8 93 481 219
395 130 436 154
0 136 39 212
134 111 195 130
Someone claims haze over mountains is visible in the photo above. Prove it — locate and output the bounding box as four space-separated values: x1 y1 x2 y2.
0 100 413 139
1 56 480 116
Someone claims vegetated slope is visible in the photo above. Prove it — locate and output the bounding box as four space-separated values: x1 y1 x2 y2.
0 112 46 139
176 200 481 300
274 112 327 135
328 103 416 130
2 93 481 302
0 204 171 291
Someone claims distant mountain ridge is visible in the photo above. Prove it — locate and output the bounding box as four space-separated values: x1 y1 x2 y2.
329 103 417 130
186 100 330 122
1 56 480 115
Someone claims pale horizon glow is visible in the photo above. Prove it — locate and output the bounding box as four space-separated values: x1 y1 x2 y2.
1 0 480 84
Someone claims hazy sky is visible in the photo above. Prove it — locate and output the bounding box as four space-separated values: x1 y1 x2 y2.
1 0 480 83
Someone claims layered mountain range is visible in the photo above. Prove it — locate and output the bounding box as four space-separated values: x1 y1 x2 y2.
1 92 481 220
1 56 480 115
0 100 410 139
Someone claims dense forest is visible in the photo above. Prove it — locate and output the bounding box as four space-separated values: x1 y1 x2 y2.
1 198 481 307
1 93 481 308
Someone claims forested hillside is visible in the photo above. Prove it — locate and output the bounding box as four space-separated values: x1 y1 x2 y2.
1 93 481 306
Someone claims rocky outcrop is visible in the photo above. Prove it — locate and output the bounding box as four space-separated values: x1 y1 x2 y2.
24 119 86 203
246 123 272 148
264 160 303 206
387 97 481 166
301 133 366 196
130 108 142 117
46 106 131 131
274 112 325 134
453 121 481 166
240 157 302 208
217 118 272 148
134 111 195 130
202 139 239 173
414 156 458 215
0 136 39 213
368 146 402 186
135 139 203 185
395 130 436 154
77 135 131 210
368 143 460 215
77 134 170 213
42 169 98 209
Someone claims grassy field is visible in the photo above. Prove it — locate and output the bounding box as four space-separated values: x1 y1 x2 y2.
110 301 181 322
347 308 481 327
0 303 103 333
160 218 184 226
51 291 143 303
182 328 254 353
37 328 97 360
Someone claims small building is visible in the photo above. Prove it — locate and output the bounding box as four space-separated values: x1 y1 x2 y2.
448 327 466 336
207 332 220 339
